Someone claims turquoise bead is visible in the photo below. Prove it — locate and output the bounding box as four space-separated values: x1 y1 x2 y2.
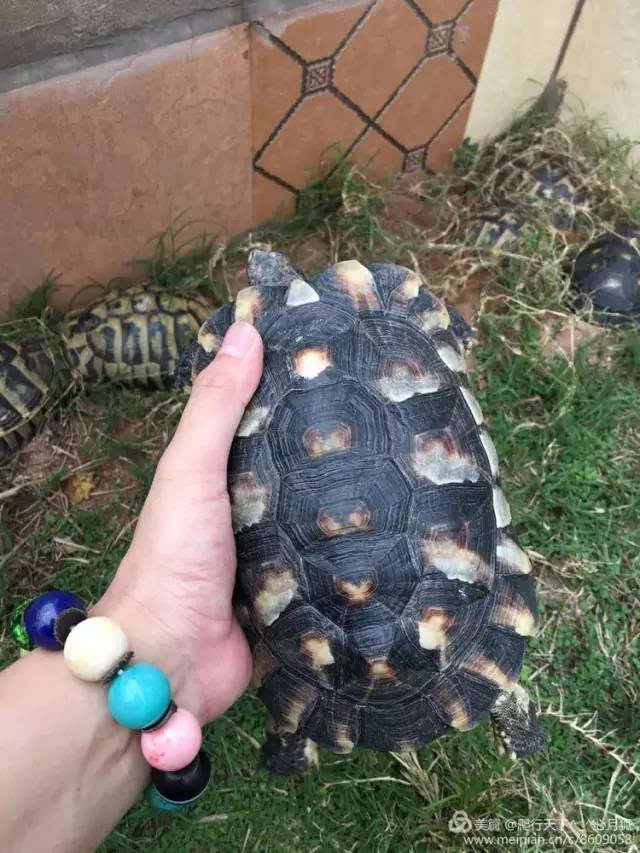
107 663 171 729
145 785 186 813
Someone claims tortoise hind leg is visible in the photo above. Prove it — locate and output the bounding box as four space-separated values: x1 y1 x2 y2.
490 684 548 759
262 725 319 775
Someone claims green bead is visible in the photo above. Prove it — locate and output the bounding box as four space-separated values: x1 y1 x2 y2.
145 785 187 813
10 601 32 651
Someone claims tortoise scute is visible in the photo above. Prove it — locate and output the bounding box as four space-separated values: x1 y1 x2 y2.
188 253 542 764
62 287 212 387
0 339 55 456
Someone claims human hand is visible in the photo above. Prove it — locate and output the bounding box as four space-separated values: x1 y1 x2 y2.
94 321 263 725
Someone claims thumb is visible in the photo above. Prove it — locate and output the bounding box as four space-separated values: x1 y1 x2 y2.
162 321 264 478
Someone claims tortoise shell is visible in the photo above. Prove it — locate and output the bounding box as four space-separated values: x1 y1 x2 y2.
184 252 543 765
0 338 55 459
571 228 640 325
498 167 583 231
468 210 524 249
62 288 212 386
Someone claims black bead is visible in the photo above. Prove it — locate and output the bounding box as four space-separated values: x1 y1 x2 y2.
151 750 211 804
53 608 87 646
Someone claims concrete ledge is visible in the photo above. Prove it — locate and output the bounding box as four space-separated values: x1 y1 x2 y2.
0 0 336 93
1 1 240 71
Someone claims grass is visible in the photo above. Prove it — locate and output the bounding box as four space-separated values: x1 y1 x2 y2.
2 118 640 851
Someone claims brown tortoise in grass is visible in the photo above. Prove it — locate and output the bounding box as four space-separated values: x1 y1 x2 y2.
179 251 547 773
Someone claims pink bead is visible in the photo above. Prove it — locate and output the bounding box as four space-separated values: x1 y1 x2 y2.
140 707 202 771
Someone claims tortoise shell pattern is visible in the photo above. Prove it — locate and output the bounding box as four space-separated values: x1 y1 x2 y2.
190 254 538 753
0 339 55 458
63 289 212 387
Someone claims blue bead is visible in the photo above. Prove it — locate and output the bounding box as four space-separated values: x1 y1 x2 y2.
107 663 171 729
23 590 86 651
145 785 187 813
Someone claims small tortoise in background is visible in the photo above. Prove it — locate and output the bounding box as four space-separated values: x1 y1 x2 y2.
468 210 524 249
63 287 212 387
571 227 640 325
180 251 547 773
0 339 55 460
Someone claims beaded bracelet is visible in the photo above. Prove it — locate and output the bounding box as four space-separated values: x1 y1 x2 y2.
11 589 211 814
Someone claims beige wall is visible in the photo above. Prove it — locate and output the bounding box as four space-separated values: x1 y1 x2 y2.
560 0 640 160
465 0 576 144
0 26 253 315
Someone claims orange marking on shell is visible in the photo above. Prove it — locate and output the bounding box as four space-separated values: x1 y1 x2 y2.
197 324 221 355
431 682 474 730
234 286 262 324
237 404 271 437
389 270 421 311
421 539 492 586
279 684 318 734
492 596 537 636
336 577 374 604
368 659 396 680
301 634 335 669
447 700 474 731
377 357 439 402
334 725 355 753
418 608 453 651
229 472 268 531
292 346 332 379
411 433 479 484
462 652 515 689
254 568 298 626
333 260 380 310
318 502 371 537
302 424 352 457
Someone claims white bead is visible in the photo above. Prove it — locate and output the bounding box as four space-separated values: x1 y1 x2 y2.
63 616 129 681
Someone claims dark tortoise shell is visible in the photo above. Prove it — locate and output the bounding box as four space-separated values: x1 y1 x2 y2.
180 251 547 772
571 228 640 325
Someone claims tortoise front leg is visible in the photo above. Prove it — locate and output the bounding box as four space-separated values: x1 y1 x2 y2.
262 719 319 775
490 684 548 759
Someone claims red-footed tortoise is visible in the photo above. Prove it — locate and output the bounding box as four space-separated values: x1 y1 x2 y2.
178 251 547 773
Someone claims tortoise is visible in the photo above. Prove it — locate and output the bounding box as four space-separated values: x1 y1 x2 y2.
0 287 212 462
179 251 547 773
465 169 583 251
62 287 213 387
0 338 55 459
571 228 640 325
467 210 524 249
517 167 583 230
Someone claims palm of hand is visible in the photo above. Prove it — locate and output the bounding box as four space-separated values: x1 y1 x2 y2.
97 323 263 724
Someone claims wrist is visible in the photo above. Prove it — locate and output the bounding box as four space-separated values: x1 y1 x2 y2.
91 592 196 721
